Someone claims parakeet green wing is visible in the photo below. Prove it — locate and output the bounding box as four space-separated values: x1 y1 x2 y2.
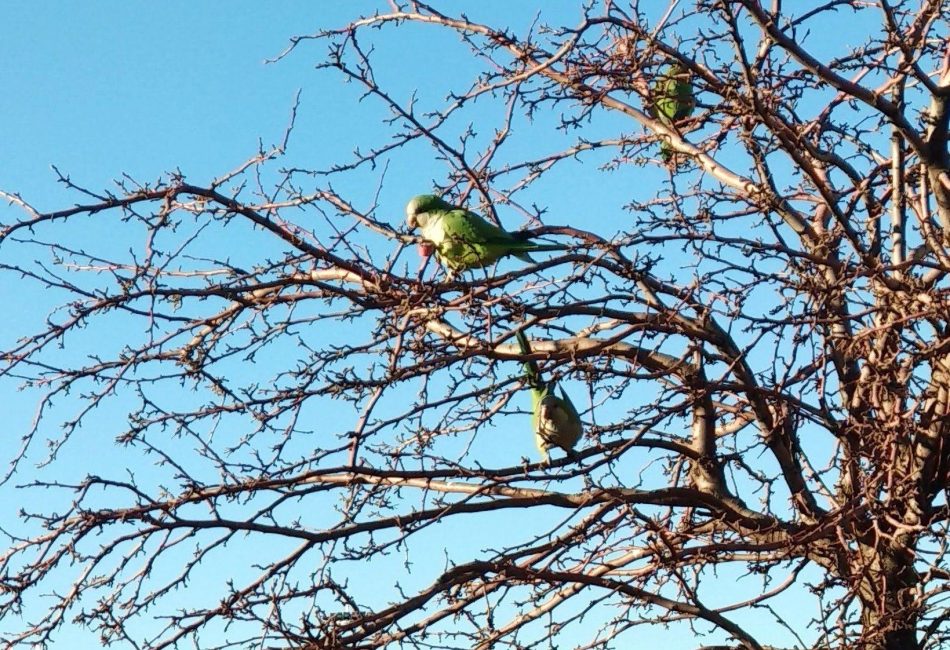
653 63 695 123
437 208 537 269
650 63 695 162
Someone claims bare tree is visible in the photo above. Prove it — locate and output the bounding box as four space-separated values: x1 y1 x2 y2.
1 2 948 649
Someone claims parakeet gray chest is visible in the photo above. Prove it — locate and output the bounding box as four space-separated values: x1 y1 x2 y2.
418 214 448 246
538 396 568 431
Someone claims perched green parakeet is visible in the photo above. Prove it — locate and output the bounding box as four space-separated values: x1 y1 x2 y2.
650 62 696 162
515 330 583 463
405 194 543 273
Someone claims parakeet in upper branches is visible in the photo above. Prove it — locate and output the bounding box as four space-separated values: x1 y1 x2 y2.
515 329 583 464
650 62 696 161
405 194 547 274
653 62 695 123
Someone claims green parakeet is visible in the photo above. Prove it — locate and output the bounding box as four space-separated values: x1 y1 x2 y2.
650 62 695 162
405 194 543 272
515 330 583 463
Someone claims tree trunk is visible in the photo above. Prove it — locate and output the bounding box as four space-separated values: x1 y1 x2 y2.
858 545 921 650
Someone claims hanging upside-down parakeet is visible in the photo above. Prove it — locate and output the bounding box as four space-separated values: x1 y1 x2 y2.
405 194 544 273
515 330 583 463
650 62 695 161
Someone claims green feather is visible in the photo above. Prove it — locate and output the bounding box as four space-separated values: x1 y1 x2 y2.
406 195 541 271
515 329 542 388
650 63 695 164
653 63 695 124
514 329 583 463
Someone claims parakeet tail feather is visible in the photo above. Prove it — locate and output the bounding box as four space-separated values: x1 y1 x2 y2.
515 330 543 389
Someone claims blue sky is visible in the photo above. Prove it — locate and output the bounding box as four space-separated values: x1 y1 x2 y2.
4 3 329 197
0 2 899 648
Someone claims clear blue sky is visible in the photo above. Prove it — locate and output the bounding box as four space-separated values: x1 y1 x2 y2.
4 3 337 199
0 3 878 648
